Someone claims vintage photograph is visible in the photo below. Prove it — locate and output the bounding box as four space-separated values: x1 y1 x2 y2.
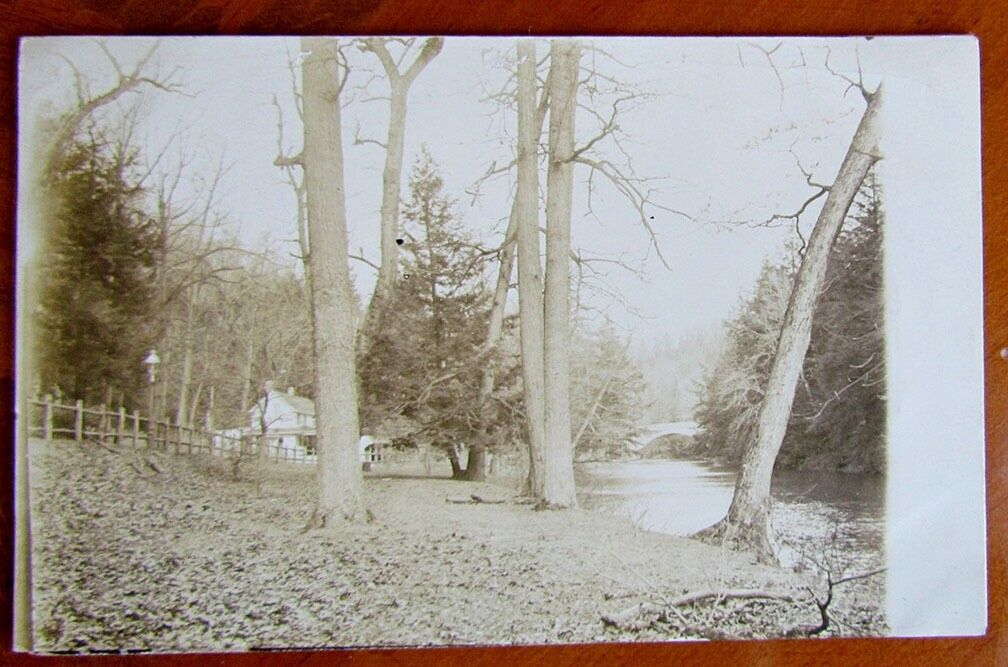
13 36 984 652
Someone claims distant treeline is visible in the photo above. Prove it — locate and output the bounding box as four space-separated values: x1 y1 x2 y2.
691 174 885 474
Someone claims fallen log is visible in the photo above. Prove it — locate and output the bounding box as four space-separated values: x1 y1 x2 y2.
445 494 507 505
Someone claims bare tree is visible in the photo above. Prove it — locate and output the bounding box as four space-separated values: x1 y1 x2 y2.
44 40 184 173
462 65 552 482
514 39 548 499
356 37 444 355
300 37 365 526
540 40 581 508
696 84 882 563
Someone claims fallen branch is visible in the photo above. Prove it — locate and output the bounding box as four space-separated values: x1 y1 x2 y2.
668 589 793 607
445 494 507 505
601 589 794 631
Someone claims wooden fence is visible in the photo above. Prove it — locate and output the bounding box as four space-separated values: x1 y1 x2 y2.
26 395 318 465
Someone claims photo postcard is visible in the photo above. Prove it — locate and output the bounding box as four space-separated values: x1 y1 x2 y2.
12 34 985 652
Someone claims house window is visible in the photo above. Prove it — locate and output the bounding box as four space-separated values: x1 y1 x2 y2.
302 435 316 455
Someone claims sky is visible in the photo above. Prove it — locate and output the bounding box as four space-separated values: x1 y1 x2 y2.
18 36 875 348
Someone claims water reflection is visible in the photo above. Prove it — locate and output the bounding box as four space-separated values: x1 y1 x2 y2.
577 459 885 571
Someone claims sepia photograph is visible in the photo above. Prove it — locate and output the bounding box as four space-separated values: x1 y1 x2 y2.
13 35 985 653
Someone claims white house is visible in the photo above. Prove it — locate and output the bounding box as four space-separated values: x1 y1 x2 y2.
248 386 317 459
245 386 382 464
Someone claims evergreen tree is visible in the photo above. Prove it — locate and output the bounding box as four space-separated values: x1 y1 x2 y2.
694 174 886 473
569 327 646 460
358 149 518 476
784 173 886 471
34 134 158 405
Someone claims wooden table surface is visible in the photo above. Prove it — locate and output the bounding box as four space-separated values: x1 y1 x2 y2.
0 1 1004 664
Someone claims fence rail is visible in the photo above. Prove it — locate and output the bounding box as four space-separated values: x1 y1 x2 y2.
26 395 319 465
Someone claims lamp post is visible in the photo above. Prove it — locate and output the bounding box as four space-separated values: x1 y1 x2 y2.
143 349 160 442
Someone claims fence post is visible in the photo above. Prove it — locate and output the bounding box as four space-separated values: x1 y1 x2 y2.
117 407 126 445
43 394 53 442
132 410 140 448
74 400 83 443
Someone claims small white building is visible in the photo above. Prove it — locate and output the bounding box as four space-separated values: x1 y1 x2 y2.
243 386 382 464
248 386 317 459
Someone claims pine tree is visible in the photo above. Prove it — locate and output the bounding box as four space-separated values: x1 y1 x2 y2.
358 149 517 477
35 134 158 404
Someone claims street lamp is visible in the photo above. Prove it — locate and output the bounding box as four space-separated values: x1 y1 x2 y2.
144 349 161 384
143 350 160 442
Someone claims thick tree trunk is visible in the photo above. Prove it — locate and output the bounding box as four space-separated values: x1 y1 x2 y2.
473 81 551 472
697 87 882 562
301 37 365 525
540 40 581 508
514 40 548 499
462 443 488 481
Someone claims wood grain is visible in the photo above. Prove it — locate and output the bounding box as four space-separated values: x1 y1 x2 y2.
1 1 1004 664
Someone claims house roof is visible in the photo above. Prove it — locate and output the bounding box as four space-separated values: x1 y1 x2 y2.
249 390 316 416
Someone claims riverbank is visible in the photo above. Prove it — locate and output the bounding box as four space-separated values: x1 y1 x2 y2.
28 439 885 652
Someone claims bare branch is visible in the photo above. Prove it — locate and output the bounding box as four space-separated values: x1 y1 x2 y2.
352 122 387 150
745 41 786 111
349 252 380 272
403 37 445 84
573 155 677 270
824 46 872 102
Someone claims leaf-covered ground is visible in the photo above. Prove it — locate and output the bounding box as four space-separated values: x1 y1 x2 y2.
28 439 885 653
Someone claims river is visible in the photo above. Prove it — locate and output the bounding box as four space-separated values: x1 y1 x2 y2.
576 458 885 572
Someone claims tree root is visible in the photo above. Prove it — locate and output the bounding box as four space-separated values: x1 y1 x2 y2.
300 506 374 533
690 517 779 566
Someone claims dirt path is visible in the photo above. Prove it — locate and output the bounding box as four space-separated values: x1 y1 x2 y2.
27 439 884 653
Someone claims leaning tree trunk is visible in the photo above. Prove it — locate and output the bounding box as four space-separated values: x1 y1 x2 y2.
697 86 882 563
301 37 365 525
514 39 548 499
540 39 581 508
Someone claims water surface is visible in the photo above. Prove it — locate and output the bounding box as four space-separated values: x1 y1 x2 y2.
577 458 885 571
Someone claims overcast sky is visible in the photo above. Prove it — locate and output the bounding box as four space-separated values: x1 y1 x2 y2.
19 36 878 347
